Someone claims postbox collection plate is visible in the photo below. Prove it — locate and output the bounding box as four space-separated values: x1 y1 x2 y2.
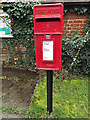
43 40 53 61
33 4 63 70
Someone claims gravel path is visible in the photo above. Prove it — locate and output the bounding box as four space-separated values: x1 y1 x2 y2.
1 113 25 119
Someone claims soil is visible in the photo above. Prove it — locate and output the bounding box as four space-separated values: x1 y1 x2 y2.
1 68 38 118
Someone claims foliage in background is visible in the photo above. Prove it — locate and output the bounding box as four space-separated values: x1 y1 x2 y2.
26 74 88 118
64 6 89 15
3 2 39 69
62 24 90 75
63 5 90 75
2 2 90 74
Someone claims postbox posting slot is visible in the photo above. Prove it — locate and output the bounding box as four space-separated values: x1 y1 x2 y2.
35 18 60 22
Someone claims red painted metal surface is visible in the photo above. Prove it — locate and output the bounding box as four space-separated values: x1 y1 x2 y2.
33 4 63 70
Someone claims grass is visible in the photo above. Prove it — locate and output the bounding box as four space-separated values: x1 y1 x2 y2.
26 72 88 118
0 107 27 115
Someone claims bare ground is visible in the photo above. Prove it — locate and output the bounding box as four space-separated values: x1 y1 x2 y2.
1 68 38 118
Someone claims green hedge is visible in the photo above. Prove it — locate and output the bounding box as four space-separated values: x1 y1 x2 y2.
62 26 90 75
3 2 90 74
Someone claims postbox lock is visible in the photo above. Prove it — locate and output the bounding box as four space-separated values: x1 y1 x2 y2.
46 34 50 39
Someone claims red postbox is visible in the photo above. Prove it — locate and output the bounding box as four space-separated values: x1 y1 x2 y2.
33 4 63 70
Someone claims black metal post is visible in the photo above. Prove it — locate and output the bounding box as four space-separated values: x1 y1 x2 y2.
47 70 53 114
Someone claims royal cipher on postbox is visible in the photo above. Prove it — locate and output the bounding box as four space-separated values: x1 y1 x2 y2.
33 4 63 70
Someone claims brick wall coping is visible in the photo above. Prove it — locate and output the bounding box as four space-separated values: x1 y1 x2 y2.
0 0 89 3
39 0 89 3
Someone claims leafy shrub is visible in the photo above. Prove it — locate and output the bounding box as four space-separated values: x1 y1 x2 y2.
3 2 39 69
62 22 90 75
